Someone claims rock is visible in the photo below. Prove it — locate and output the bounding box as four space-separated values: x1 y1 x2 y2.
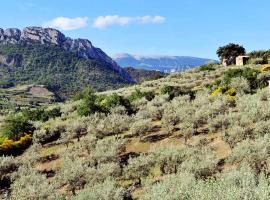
0 28 4 40
3 28 21 43
22 27 65 45
0 54 22 67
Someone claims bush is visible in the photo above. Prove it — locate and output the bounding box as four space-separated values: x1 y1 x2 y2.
21 107 61 122
33 118 66 144
77 96 99 117
229 77 250 94
223 68 260 89
130 119 152 140
88 113 132 139
0 134 32 155
73 178 126 200
142 166 270 200
199 63 216 71
128 88 155 102
1 114 34 140
0 156 17 174
124 153 155 183
252 58 266 65
11 166 59 200
227 135 270 172
160 85 195 100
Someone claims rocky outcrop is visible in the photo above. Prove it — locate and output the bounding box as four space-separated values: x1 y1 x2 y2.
0 54 22 67
21 27 65 45
0 27 133 82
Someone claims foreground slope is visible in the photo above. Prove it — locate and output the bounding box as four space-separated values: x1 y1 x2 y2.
1 63 270 199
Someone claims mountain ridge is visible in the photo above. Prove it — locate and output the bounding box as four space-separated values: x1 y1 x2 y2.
113 53 217 73
0 27 134 99
0 27 133 82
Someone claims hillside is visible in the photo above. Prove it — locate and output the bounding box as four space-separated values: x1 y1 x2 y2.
0 27 134 99
1 63 270 199
114 53 216 72
0 85 57 115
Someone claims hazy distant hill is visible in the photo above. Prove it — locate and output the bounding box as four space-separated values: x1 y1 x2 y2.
114 53 216 73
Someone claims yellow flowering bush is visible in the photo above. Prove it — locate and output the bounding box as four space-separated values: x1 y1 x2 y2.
210 87 223 97
260 64 270 72
225 88 236 96
0 134 32 154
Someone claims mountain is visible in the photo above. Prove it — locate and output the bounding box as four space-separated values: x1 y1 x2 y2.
113 53 216 73
124 67 165 83
0 27 134 99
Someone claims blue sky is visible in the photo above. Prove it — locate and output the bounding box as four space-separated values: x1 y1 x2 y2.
1 0 270 59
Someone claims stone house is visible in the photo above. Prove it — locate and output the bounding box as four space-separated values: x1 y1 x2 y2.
236 56 250 66
222 56 250 66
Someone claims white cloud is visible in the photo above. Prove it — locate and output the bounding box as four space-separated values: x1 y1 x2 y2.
93 15 165 29
44 17 88 30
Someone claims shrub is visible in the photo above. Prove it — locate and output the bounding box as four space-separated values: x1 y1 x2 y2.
124 153 155 184
73 178 126 200
33 118 66 144
227 135 270 172
66 118 87 141
260 64 270 72
223 68 260 89
160 85 195 100
128 88 155 102
257 72 270 88
21 107 61 122
162 103 180 133
130 119 152 140
0 156 17 174
58 155 87 195
1 114 34 140
0 134 32 155
72 87 95 101
91 139 125 165
77 97 99 117
252 57 266 65
10 166 59 200
223 125 248 148
179 146 218 178
208 114 229 133
229 77 250 94
142 166 270 200
150 145 186 175
199 63 216 71
181 121 197 144
88 113 132 139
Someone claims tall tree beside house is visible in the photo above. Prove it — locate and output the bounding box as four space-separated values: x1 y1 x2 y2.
217 43 246 65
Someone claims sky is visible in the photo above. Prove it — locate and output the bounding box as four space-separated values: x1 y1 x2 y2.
0 0 270 59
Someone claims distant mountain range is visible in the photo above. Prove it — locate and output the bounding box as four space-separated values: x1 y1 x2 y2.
113 53 217 73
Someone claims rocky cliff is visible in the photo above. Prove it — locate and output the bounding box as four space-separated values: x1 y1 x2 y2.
0 27 131 81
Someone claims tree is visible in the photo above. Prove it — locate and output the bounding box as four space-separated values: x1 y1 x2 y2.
2 114 34 140
217 43 246 65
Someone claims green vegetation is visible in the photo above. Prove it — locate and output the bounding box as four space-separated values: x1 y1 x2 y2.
2 61 270 199
124 67 166 83
0 43 132 99
1 114 34 140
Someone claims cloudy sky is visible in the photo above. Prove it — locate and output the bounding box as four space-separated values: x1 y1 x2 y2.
1 0 270 59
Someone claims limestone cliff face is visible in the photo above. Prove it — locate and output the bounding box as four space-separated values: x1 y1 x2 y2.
0 27 133 82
